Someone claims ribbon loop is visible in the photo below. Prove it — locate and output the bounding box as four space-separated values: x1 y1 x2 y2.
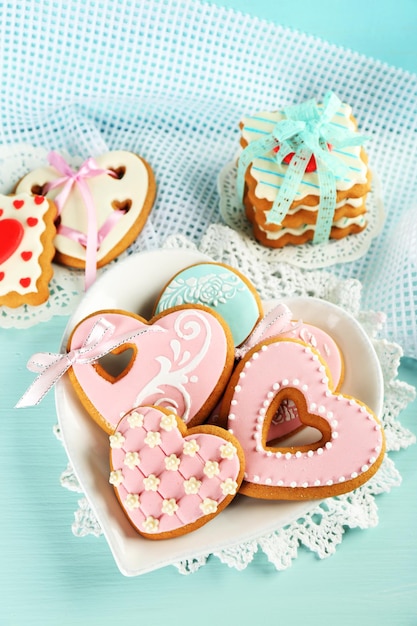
46 152 117 289
237 91 369 244
15 317 164 408
235 303 295 359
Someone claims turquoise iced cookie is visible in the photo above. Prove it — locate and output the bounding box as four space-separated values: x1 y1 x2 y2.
154 262 263 346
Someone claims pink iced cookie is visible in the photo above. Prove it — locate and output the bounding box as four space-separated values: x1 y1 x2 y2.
234 303 344 442
67 306 235 433
222 337 385 500
109 405 245 539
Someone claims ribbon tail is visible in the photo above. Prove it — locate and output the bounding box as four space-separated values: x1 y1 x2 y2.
235 303 293 359
312 167 337 244
77 180 98 290
266 147 311 225
15 357 71 408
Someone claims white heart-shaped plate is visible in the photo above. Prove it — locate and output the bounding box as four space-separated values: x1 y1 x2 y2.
55 249 383 576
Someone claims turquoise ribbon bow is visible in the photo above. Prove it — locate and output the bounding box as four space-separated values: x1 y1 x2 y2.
237 91 368 244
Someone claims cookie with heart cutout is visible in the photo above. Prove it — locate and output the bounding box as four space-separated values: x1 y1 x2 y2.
15 150 156 271
109 405 245 539
67 305 235 434
220 337 385 500
0 193 56 307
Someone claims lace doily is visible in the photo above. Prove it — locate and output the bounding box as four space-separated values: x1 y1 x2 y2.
55 226 416 574
218 159 385 269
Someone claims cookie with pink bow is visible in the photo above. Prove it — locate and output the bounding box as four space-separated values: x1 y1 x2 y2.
15 150 156 288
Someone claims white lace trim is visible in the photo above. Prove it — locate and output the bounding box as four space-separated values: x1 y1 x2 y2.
55 226 416 574
218 159 386 269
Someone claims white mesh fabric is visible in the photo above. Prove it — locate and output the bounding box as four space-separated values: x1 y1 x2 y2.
1 0 416 355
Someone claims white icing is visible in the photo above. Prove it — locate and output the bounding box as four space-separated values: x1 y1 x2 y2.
183 439 200 456
203 460 220 478
219 442 237 459
199 498 218 515
109 431 125 449
183 476 202 495
133 310 213 423
164 454 181 471
127 411 144 428
144 431 161 448
0 194 50 296
143 474 161 492
161 498 179 516
262 214 367 241
15 151 152 263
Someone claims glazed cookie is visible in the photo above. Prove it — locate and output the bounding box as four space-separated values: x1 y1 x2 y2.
0 193 56 307
15 150 156 272
67 305 235 434
234 303 344 442
221 337 385 500
109 405 245 539
154 262 263 347
237 91 371 247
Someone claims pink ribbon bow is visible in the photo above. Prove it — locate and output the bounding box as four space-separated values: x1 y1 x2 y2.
234 303 295 359
46 152 118 290
15 317 164 408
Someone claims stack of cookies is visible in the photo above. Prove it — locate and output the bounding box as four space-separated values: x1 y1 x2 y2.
238 95 371 247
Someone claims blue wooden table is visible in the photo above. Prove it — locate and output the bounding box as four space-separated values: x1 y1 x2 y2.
1 1 417 625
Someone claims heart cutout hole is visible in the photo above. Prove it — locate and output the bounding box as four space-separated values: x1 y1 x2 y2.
111 198 132 213
265 389 331 452
31 183 47 196
93 346 136 383
108 166 126 180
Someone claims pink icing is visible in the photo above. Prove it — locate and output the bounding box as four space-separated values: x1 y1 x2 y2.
110 406 243 537
267 321 343 441
225 338 385 498
69 308 233 433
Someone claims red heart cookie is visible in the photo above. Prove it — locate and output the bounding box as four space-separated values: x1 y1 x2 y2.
68 307 235 434
109 405 245 539
221 337 385 500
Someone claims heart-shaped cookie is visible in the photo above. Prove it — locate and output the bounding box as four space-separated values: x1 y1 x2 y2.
221 337 385 500
109 405 245 539
67 306 235 433
15 150 156 269
0 194 56 308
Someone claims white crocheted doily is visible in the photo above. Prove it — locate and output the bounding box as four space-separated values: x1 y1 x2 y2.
218 159 385 269
55 226 416 574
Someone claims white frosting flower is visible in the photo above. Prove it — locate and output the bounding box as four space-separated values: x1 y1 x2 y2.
165 454 181 471
142 516 160 533
183 476 202 495
203 460 220 478
219 442 237 459
160 413 177 432
144 431 161 448
109 431 125 449
199 498 218 515
109 469 124 486
183 439 200 457
124 451 141 469
161 498 179 516
127 411 144 428
124 493 140 510
220 478 238 496
143 474 160 491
